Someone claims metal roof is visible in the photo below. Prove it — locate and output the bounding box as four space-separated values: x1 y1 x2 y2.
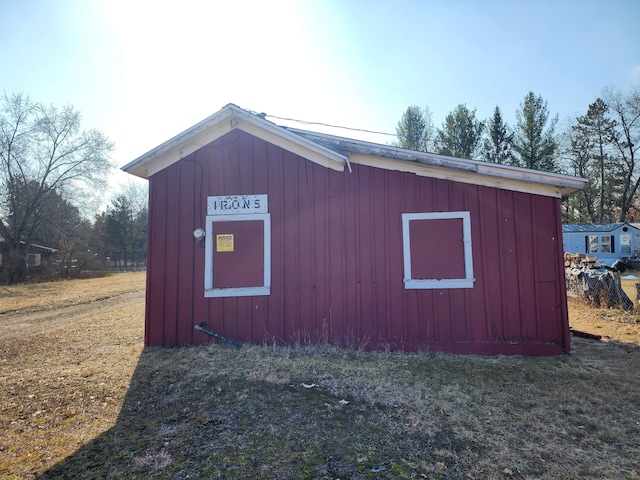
561 222 640 233
122 104 587 197
288 127 587 196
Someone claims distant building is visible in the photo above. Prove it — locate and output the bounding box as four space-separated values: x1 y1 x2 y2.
0 237 57 269
562 223 640 265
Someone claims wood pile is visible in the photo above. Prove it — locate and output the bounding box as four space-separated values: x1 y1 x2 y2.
564 253 598 268
564 253 634 311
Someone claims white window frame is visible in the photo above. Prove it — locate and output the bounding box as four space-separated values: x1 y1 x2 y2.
204 213 271 298
620 234 631 254
402 211 474 289
26 253 41 267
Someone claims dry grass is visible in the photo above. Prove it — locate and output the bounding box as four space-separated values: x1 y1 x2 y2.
0 273 146 314
567 276 640 345
1 271 639 479
0 272 146 479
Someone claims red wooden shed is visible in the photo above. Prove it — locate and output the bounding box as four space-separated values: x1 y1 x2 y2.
123 104 585 355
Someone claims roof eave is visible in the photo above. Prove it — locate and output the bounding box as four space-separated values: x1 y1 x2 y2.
288 127 587 197
476 163 586 196
121 104 348 179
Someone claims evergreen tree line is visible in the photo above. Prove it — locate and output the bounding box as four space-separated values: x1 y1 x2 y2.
98 184 148 272
394 87 640 223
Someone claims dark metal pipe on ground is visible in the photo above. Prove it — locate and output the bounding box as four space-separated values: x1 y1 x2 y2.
194 322 243 348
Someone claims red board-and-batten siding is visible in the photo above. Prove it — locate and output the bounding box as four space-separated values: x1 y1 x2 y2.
146 128 569 355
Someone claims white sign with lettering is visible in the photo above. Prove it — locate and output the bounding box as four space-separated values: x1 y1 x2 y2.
207 194 268 215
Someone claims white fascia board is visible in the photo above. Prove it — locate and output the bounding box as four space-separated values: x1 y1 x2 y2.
121 104 348 179
234 117 348 172
476 162 587 196
288 127 586 196
122 105 240 178
350 153 584 198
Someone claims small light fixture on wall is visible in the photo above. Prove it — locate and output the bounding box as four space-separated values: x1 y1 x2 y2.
193 228 205 243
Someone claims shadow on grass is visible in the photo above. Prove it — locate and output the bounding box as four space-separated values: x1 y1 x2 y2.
36 338 640 479
36 345 481 480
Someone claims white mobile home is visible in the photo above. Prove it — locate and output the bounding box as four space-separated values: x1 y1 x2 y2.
562 222 640 264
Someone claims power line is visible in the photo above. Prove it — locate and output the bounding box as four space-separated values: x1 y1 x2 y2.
248 110 396 137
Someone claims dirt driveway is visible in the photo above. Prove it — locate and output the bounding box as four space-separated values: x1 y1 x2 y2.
0 289 144 341
0 272 146 479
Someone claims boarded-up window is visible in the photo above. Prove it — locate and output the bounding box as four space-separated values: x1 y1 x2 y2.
401 211 474 289
204 213 271 297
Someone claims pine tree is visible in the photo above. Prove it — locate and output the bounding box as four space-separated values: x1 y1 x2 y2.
513 92 559 172
481 106 514 164
435 104 484 159
393 105 434 152
103 183 148 270
567 98 618 222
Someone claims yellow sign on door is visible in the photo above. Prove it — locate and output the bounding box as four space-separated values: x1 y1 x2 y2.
216 234 234 252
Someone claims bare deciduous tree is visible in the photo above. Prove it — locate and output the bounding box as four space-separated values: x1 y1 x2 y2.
602 86 640 222
0 92 114 283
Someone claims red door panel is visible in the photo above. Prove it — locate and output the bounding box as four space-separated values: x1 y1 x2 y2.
211 220 264 288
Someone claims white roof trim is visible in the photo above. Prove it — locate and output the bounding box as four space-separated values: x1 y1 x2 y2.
350 154 564 198
122 104 348 178
122 104 586 198
0 237 57 252
287 128 586 197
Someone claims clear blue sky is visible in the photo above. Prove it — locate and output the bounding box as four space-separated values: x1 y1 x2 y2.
1 0 639 184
